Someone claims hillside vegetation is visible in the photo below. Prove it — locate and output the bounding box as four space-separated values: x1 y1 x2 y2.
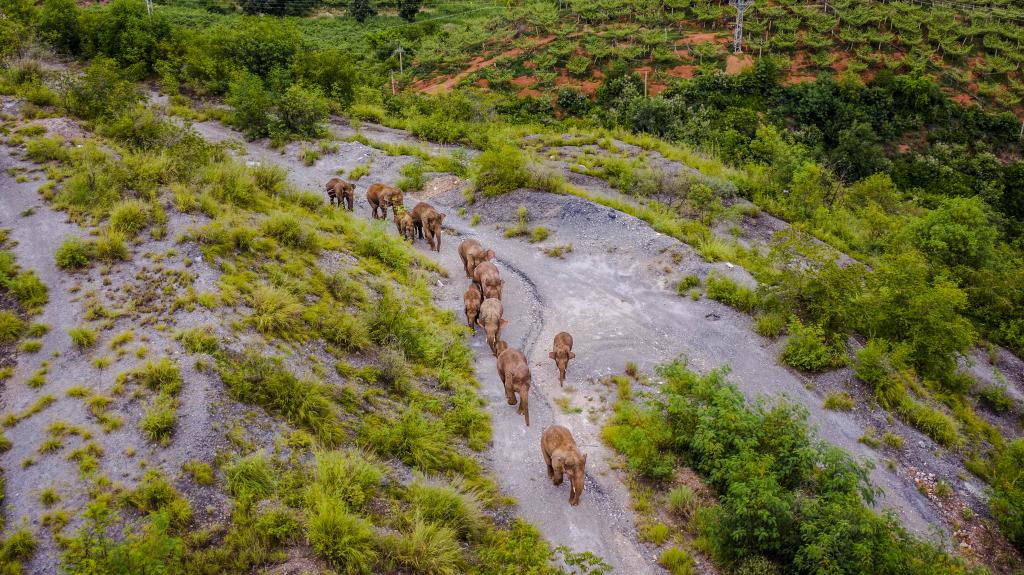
1 0 1024 573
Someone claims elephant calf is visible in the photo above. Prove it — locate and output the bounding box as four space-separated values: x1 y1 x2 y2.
394 209 415 242
497 346 531 427
476 298 507 356
366 183 403 219
458 239 495 279
549 331 575 386
411 202 445 252
464 283 482 334
472 260 503 301
325 177 354 210
541 425 587 506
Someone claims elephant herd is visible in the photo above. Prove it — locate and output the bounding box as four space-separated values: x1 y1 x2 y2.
326 176 590 506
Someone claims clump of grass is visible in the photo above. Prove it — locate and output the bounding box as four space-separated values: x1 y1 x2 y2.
529 226 549 243
26 367 46 388
310 448 385 510
935 480 953 498
109 330 134 350
261 212 319 251
126 358 183 395
348 162 371 180
640 522 670 545
659 546 695 575
543 244 573 258
183 460 215 486
39 488 60 507
355 222 410 271
248 285 304 338
307 498 379 573
704 271 759 313
675 274 701 295
68 325 97 349
55 236 93 270
979 383 1013 413
108 200 150 236
300 146 321 166
0 312 25 343
754 311 788 338
859 427 881 448
469 214 481 226
141 393 178 445
93 230 129 262
18 339 42 353
667 485 697 520
379 515 461 575
883 432 904 449
7 271 48 310
406 475 486 541
504 206 529 238
177 326 219 354
823 391 855 412
226 453 276 504
26 323 49 337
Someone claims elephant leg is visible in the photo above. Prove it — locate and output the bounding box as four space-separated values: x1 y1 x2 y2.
505 384 516 406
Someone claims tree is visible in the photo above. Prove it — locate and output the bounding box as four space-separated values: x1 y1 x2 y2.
828 121 888 182
350 0 375 22
398 0 421 21
911 196 997 269
38 0 80 54
226 71 273 139
238 0 315 16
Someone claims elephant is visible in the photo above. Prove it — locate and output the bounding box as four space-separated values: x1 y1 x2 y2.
476 297 507 356
541 425 587 505
472 260 503 301
394 208 415 242
366 183 403 219
325 177 354 210
497 345 531 427
464 283 482 334
549 331 575 386
458 239 495 279
411 202 445 252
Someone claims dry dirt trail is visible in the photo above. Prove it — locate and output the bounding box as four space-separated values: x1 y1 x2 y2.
186 116 953 572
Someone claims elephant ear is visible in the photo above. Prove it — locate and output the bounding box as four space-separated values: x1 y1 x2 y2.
484 249 495 260
549 351 556 359
438 213 446 222
499 319 508 328
569 351 576 359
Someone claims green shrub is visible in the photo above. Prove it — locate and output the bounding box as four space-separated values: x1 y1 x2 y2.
26 136 69 163
659 546 694 575
277 83 329 139
55 236 92 270
901 401 960 448
251 163 287 196
202 162 259 208
675 274 701 295
823 392 855 411
853 340 907 409
68 326 97 349
307 501 378 573
380 516 461 575
141 393 177 445
471 144 529 197
0 312 25 343
397 161 426 192
979 383 1014 413
781 318 845 372
348 163 370 181
991 439 1024 551
108 199 149 236
227 71 273 139
124 470 192 528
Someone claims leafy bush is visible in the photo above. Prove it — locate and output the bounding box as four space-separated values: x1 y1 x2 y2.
55 236 93 270
227 71 274 139
0 312 25 344
991 439 1024 552
38 0 80 54
62 57 140 120
471 144 530 197
781 318 845 372
277 83 330 139
979 383 1014 413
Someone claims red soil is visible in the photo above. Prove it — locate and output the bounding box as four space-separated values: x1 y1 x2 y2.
725 54 753 75
681 31 723 45
783 75 817 86
415 35 557 95
666 64 696 79
511 75 538 88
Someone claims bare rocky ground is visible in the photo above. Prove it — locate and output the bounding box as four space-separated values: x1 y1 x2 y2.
182 113 1024 573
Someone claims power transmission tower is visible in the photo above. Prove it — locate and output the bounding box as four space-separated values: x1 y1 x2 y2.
146 0 153 17
732 0 754 53
393 44 405 74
